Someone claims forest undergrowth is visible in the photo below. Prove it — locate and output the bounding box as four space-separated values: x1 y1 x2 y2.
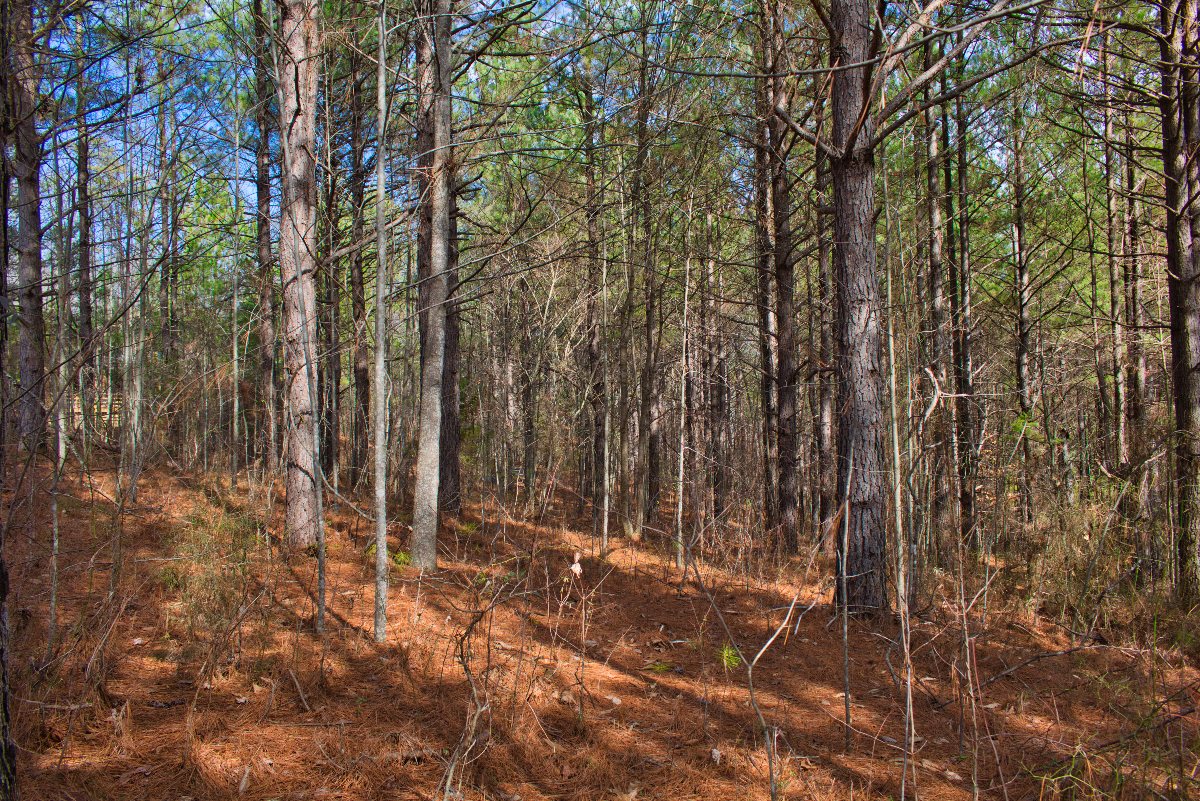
9 459 1199 801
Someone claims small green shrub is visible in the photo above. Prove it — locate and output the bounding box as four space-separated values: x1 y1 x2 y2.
717 643 742 670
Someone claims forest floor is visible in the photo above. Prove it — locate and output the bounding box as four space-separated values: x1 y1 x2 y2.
8 462 1200 800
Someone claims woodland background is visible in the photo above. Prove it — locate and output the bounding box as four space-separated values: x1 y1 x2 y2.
0 0 1199 799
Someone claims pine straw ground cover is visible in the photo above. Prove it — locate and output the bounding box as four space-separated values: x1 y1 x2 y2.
6 463 1198 800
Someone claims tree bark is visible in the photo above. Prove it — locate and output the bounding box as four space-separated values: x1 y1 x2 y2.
254 0 278 474
1162 0 1200 601
754 62 779 535
816 149 836 550
373 0 390 642
350 48 370 487
1012 111 1034 526
947 64 977 546
11 0 46 450
923 49 952 532
277 0 322 548
767 0 798 554
411 0 453 570
831 0 888 611
76 30 95 445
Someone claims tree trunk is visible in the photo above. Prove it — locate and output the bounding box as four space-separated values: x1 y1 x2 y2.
350 49 370 487
923 52 952 533
277 0 322 548
1162 0 1200 601
754 64 779 535
373 0 390 642
1102 37 1127 468
767 1 798 553
320 142 340 485
440 198 462 514
411 0 453 570
12 0 46 450
76 33 95 446
1124 112 1148 519
816 150 836 550
254 0 278 474
947 67 977 546
1013 115 1034 526
831 0 888 611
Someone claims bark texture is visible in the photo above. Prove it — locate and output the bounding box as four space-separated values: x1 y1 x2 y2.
831 0 888 611
277 0 322 547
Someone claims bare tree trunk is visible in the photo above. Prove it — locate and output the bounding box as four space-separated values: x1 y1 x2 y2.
1162 0 1200 601
1124 113 1148 518
1102 36 1127 468
373 0 390 642
320 131 340 486
440 198 461 514
814 148 836 551
411 0 453 570
767 1 798 553
923 51 952 533
831 0 888 611
277 0 322 548
631 25 659 536
350 48 370 487
0 5 17 782
706 215 730 524
254 0 278 474
12 0 46 451
754 62 779 535
946 61 977 547
1013 115 1034 527
76 28 95 450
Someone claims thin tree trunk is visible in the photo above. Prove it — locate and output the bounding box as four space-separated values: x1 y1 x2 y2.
440 197 461 514
1124 112 1148 519
754 61 779 536
350 48 370 487
768 1 798 553
254 0 278 474
373 0 390 642
1013 115 1034 526
923 50 952 533
76 27 95 450
946 59 977 547
1103 36 1127 467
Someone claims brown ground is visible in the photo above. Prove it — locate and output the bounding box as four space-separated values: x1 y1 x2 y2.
8 463 1198 800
